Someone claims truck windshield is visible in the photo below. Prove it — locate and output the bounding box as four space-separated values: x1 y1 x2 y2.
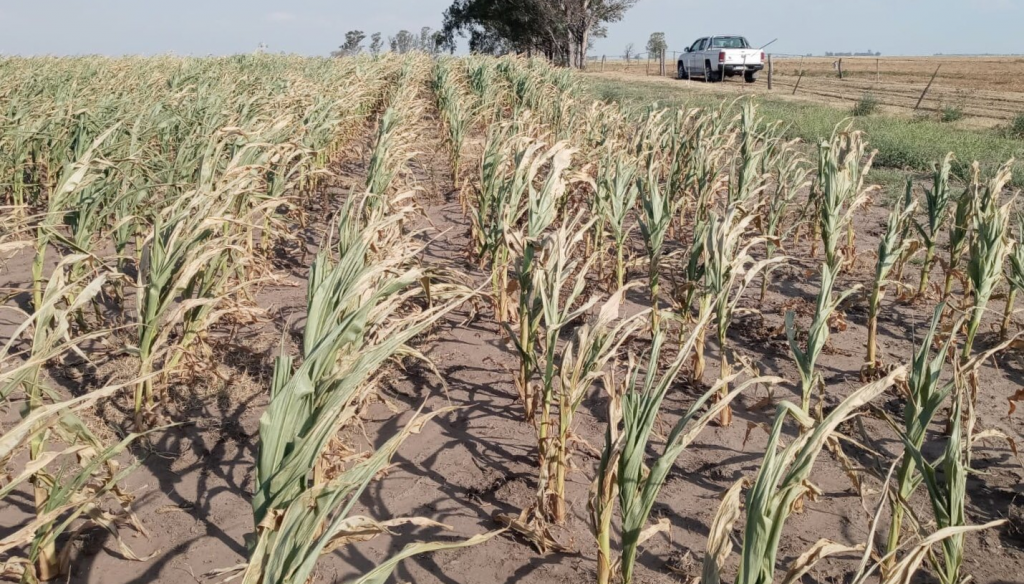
710 37 749 49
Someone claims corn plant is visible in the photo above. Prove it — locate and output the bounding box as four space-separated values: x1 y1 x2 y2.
962 162 1014 361
914 153 954 297
506 141 576 421
133 197 240 428
815 128 874 272
365 104 420 208
0 381 153 582
637 161 675 328
31 126 117 311
702 207 784 425
525 216 598 523
883 304 954 566
730 101 772 207
865 192 917 376
898 392 969 584
726 368 905 584
1 259 153 581
242 198 481 584
1004 213 1024 339
433 58 476 189
591 318 780 584
942 166 978 302
787 263 859 414
595 155 639 292
758 139 810 302
550 288 647 523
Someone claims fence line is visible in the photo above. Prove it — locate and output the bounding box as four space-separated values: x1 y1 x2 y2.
584 52 1024 123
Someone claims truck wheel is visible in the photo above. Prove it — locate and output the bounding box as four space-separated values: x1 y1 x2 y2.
705 61 721 82
678 62 689 80
744 71 759 83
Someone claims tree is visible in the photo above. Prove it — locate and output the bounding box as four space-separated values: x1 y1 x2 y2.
390 30 417 54
369 32 383 56
623 42 635 61
646 32 667 61
332 30 366 57
440 0 638 69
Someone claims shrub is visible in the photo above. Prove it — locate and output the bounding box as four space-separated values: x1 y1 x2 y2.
941 104 964 123
1008 112 1024 139
852 93 878 117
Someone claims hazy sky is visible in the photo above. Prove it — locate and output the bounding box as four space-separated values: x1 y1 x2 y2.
1 1 1022 57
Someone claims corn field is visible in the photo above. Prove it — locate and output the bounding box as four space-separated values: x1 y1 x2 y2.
1 53 1022 584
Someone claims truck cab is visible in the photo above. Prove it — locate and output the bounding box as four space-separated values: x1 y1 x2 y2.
678 35 764 83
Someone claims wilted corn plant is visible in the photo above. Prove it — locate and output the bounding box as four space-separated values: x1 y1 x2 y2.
637 160 675 328
590 317 781 584
701 206 784 425
595 154 639 292
1005 213 1024 338
432 58 477 190
962 161 1014 362
552 289 647 526
471 126 548 322
942 165 978 302
757 138 810 302
699 368 904 584
815 127 875 272
787 263 859 415
30 126 117 311
133 194 243 429
523 215 599 524
899 391 970 584
883 304 953 567
0 258 153 581
914 153 954 297
506 141 576 420
239 196 487 584
864 190 917 377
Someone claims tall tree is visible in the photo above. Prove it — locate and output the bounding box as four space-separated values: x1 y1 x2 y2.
332 30 366 57
440 0 638 68
369 32 383 56
390 30 417 54
646 32 666 60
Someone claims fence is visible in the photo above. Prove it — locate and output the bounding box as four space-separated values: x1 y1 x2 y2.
586 52 1024 124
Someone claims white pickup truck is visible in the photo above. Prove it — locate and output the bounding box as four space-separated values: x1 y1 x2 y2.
677 35 764 83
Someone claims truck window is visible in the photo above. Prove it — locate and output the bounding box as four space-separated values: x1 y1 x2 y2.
695 38 707 51
709 37 749 49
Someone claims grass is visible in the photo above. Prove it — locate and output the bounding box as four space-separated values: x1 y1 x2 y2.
585 76 1024 188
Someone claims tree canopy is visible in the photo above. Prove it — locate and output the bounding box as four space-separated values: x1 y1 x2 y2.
332 30 366 57
646 32 666 60
440 0 639 68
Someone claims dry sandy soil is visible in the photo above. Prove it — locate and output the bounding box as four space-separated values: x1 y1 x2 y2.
2 93 1024 584
593 56 1024 126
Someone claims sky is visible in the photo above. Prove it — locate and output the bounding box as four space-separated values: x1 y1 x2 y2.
0 1 1022 58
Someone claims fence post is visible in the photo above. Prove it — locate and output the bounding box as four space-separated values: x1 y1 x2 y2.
602 55 606 71
646 55 651 75
767 54 773 90
838 58 844 79
792 68 804 95
915 63 942 110
876 58 880 83
660 51 666 76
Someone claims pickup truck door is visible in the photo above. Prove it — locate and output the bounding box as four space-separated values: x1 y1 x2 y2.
687 39 705 72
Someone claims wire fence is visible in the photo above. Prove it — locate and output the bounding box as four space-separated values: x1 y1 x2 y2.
586 52 1024 123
